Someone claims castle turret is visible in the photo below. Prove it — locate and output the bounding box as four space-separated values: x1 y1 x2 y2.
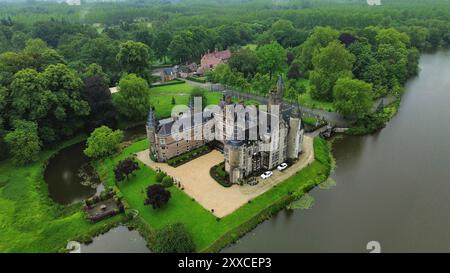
268 75 284 113
287 103 303 159
146 107 157 159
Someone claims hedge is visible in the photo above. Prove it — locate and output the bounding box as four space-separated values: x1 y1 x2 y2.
167 146 211 167
151 79 185 87
210 162 231 187
187 76 207 83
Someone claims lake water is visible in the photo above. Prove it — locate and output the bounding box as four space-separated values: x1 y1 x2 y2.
81 226 151 253
44 125 146 205
224 51 450 253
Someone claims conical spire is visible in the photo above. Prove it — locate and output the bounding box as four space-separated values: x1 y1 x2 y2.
276 74 284 97
147 107 155 128
291 102 301 119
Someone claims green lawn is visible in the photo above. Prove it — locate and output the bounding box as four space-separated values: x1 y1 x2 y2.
148 83 223 119
0 136 125 253
148 83 256 119
297 79 336 112
97 137 331 252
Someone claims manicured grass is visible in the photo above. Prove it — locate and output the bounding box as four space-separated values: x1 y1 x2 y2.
148 83 223 119
297 79 336 112
148 83 257 119
97 137 331 252
302 116 318 126
0 136 125 253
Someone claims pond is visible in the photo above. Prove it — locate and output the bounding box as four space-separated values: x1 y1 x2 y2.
81 226 151 253
223 51 450 253
44 125 147 205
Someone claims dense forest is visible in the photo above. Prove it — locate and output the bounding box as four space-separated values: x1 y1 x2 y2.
0 0 449 163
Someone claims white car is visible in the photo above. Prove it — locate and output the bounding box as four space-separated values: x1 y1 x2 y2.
277 163 288 171
260 171 273 179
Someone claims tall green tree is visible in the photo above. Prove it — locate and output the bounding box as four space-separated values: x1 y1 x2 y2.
117 40 152 81
113 74 149 120
310 41 355 101
5 120 41 165
228 48 258 78
84 125 123 159
168 30 194 64
333 78 373 118
298 26 339 72
256 41 286 80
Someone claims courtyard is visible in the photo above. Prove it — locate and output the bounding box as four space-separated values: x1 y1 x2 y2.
136 136 314 218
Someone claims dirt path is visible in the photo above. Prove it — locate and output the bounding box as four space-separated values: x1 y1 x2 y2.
136 136 315 218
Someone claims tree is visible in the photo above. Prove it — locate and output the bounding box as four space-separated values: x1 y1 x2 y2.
310 41 355 101
145 184 171 209
168 30 194 64
251 73 273 95
333 78 373 118
82 63 110 85
153 29 172 62
161 176 174 188
39 64 90 141
269 19 302 48
116 40 152 81
5 120 41 166
287 63 301 80
113 74 150 120
256 41 286 79
376 44 408 85
376 28 410 49
339 33 357 47
156 171 166 183
8 64 89 143
153 223 196 253
228 48 258 78
84 126 123 158
298 26 339 71
82 76 118 132
114 158 140 182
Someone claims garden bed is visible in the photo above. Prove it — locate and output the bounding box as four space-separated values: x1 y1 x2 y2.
209 162 231 187
167 145 211 167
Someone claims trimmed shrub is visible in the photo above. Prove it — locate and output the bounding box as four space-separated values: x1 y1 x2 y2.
161 176 174 188
144 184 171 209
156 171 166 183
153 223 196 253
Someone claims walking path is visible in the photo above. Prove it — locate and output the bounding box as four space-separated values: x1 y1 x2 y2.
136 136 314 218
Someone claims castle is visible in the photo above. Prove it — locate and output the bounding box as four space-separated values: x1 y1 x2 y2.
146 76 304 184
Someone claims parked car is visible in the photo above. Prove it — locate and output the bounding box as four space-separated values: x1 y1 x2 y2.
277 163 288 171
261 171 273 179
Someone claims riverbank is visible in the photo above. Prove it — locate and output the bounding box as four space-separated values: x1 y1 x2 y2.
0 136 126 252
96 137 332 252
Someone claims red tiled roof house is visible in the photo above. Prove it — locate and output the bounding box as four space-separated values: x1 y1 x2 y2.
198 49 231 74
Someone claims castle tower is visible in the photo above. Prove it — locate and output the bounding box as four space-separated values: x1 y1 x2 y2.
146 107 157 159
225 140 244 184
287 103 303 159
268 75 284 113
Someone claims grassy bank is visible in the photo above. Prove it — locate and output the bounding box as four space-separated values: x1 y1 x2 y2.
0 136 126 253
96 137 332 252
